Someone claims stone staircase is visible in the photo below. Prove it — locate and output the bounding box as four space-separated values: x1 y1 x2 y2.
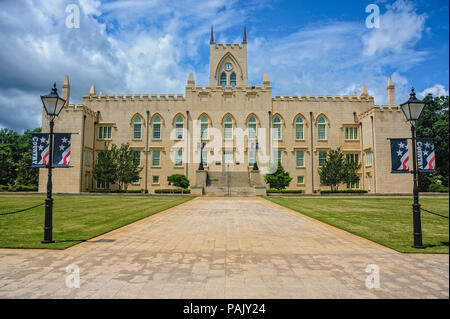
204 171 256 196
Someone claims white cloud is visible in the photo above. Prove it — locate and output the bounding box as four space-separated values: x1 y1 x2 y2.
417 84 449 98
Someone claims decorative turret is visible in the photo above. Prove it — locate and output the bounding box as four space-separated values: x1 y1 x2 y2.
187 72 195 88
387 76 395 105
89 84 96 95
361 85 368 98
210 25 214 44
263 73 270 88
62 75 70 107
243 25 247 44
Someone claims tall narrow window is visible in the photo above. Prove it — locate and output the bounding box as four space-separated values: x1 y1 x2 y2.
273 149 282 164
249 149 256 166
153 116 161 139
295 117 304 140
200 115 208 139
133 116 142 139
347 177 360 189
318 116 327 140
175 149 183 167
152 150 161 166
175 115 184 139
201 149 208 167
345 126 358 140
220 72 227 88
224 116 233 140
230 72 236 88
98 126 112 139
365 151 373 167
296 150 305 167
318 150 328 166
346 153 359 165
224 150 234 164
248 116 257 139
132 150 141 166
273 116 282 140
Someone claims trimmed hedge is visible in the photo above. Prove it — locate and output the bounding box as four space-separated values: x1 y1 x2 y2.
320 190 368 194
0 185 38 192
428 183 449 193
154 189 191 194
267 189 303 194
88 189 142 193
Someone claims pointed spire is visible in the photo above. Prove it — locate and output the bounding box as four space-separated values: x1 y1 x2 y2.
361 85 368 97
63 75 69 87
263 73 270 88
210 25 214 44
243 25 247 44
387 76 394 88
89 84 96 95
187 72 195 87
387 76 396 105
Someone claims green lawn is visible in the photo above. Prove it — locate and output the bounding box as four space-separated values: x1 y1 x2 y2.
265 196 449 253
0 195 193 249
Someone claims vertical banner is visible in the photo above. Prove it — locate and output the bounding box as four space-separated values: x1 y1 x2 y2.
417 138 436 173
53 133 71 167
31 133 50 167
390 138 410 173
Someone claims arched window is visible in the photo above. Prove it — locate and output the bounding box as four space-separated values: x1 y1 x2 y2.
224 116 233 140
230 72 236 88
133 116 142 139
220 72 227 88
200 115 208 139
248 116 257 139
295 116 304 140
175 115 184 139
273 116 282 140
152 115 161 139
317 116 327 140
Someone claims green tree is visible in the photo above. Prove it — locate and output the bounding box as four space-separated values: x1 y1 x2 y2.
0 144 15 185
416 94 449 189
115 143 142 190
318 148 360 191
92 143 118 189
264 161 292 190
167 174 190 189
15 150 39 186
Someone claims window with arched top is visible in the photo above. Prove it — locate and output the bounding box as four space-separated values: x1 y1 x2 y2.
317 116 327 140
230 72 236 88
175 115 184 139
273 116 282 140
220 72 227 88
295 117 304 140
248 116 257 139
133 116 142 139
224 116 233 140
200 115 209 139
152 115 161 139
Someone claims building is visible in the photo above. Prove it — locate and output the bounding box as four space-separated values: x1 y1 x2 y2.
39 27 413 195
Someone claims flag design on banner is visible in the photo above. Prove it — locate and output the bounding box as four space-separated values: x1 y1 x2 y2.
31 133 50 167
53 133 71 167
390 138 410 173
417 138 436 173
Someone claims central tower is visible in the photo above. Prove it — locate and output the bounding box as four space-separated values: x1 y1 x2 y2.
209 26 248 88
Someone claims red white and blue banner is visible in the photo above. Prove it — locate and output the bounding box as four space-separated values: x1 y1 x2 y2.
52 133 71 167
417 138 436 173
390 138 410 173
31 133 71 168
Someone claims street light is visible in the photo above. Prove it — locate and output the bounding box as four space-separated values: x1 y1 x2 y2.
198 136 205 171
252 142 259 171
400 87 426 249
40 83 66 244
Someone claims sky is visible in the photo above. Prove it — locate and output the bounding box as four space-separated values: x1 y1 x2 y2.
0 0 448 133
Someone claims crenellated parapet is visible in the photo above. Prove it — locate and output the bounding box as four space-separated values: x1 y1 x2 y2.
82 93 186 102
358 105 401 120
272 94 375 102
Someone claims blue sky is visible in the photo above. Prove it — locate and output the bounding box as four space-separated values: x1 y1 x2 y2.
0 0 448 132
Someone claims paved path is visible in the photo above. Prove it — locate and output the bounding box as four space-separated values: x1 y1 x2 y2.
0 197 448 298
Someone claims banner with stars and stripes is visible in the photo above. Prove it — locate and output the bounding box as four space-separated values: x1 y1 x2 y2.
31 133 71 168
417 138 436 173
390 138 410 173
52 133 71 167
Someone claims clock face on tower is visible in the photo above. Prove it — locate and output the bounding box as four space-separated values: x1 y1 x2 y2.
225 63 232 71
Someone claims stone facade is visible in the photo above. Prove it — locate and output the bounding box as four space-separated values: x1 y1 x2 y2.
39 28 413 194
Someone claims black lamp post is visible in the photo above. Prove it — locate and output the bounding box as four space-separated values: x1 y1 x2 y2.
252 142 259 171
40 83 66 244
400 88 426 249
198 136 205 171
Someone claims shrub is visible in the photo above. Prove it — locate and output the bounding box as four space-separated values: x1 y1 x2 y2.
428 183 449 193
154 189 191 194
88 189 141 193
0 184 38 192
320 190 368 194
267 189 302 194
167 174 190 189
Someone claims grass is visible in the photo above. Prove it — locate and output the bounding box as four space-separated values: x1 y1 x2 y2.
264 196 449 254
0 195 193 249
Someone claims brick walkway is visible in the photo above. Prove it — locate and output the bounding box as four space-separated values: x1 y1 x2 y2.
0 197 448 298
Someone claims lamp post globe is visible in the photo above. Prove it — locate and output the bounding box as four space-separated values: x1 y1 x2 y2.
41 83 65 244
401 87 426 249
